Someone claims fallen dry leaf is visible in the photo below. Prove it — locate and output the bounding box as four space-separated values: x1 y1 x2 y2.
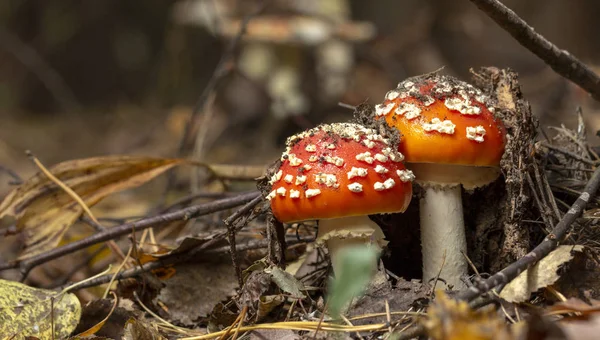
0 155 184 259
0 279 81 339
257 295 286 321
424 291 515 340
500 245 584 303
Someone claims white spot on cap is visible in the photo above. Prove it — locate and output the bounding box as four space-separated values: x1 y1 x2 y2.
288 153 303 166
402 81 414 89
445 91 481 115
309 155 318 162
423 118 456 134
295 175 307 185
348 182 363 192
466 126 487 143
375 165 389 174
356 151 374 164
363 139 376 149
284 174 294 183
266 190 276 200
276 187 286 197
395 103 421 120
326 143 336 150
305 144 317 152
325 156 344 167
385 90 400 100
382 147 404 162
374 179 395 191
347 167 368 179
269 170 283 184
315 173 339 188
375 103 395 117
289 189 300 198
305 189 321 198
302 164 312 171
374 153 388 162
397 169 415 182
389 152 404 162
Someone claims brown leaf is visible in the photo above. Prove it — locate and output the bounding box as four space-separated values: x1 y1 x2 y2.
0 155 184 259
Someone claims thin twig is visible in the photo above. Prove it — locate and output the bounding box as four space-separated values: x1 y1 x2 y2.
0 191 260 279
224 195 264 226
468 0 600 101
543 143 596 166
60 235 313 291
223 194 264 286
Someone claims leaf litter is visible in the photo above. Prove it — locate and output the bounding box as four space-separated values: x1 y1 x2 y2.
3 66 600 339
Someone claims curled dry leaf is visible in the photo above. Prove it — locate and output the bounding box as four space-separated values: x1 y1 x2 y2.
0 155 184 259
257 295 285 321
500 245 584 303
0 279 81 339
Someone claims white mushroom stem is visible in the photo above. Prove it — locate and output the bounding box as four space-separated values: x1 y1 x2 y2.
420 184 468 289
317 215 386 275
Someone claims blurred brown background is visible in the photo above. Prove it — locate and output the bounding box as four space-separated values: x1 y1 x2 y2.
0 0 599 183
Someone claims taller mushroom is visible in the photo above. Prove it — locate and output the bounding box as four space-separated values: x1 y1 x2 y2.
373 74 506 288
264 123 414 274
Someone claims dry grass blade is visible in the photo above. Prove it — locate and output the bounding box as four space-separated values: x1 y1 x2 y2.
0 155 185 259
181 321 387 340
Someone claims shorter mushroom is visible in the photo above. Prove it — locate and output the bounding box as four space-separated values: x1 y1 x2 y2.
374 74 506 288
264 122 414 274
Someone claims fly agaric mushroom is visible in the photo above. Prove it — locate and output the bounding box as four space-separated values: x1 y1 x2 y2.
373 74 506 288
265 122 414 274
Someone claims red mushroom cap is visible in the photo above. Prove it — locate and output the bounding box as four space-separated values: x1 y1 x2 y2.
375 75 505 166
374 75 507 188
267 123 414 223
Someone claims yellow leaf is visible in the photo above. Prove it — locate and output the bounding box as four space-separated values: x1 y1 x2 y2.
0 279 81 340
424 291 514 340
0 155 185 259
499 245 584 303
